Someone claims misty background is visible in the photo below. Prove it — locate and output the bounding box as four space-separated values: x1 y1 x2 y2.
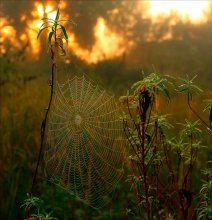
0 1 211 219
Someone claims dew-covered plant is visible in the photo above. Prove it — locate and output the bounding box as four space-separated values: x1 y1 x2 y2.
21 195 58 220
194 164 212 220
196 180 212 220
177 74 212 133
121 72 172 220
122 72 211 220
32 212 58 220
21 195 42 213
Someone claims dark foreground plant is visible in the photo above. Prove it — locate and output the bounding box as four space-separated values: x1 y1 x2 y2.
26 6 76 219
121 73 172 220
195 171 212 220
121 72 211 220
21 195 58 220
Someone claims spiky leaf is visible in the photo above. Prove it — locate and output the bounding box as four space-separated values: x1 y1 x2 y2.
58 19 77 26
37 26 51 40
60 25 68 41
55 7 60 21
48 31 54 43
40 21 54 29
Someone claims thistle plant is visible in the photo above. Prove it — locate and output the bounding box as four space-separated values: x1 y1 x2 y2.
26 5 76 219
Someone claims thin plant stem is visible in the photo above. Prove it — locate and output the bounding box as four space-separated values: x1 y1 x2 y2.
141 120 151 220
187 96 212 133
26 32 57 219
189 195 204 220
144 96 154 133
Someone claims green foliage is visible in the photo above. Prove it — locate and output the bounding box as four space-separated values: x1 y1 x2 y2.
151 113 174 133
177 74 203 101
178 119 202 139
37 6 76 44
21 195 58 220
32 212 58 220
123 72 211 220
21 195 42 211
37 26 52 41
131 73 172 101
168 137 188 152
197 178 212 220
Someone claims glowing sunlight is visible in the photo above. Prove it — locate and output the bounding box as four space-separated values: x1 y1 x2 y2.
72 17 127 64
149 0 210 23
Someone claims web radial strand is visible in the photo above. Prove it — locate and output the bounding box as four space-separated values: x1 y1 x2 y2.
44 75 126 208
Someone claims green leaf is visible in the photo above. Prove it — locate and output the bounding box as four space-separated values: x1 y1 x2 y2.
59 25 68 41
191 84 203 93
131 80 142 89
48 31 54 43
58 19 77 26
55 7 60 21
37 26 51 40
40 21 53 29
191 74 198 82
162 87 171 101
41 18 54 21
177 87 188 93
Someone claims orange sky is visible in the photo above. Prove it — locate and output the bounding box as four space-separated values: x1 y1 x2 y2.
0 1 211 63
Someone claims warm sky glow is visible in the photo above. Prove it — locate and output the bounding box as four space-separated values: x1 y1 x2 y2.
149 0 209 22
70 17 128 64
0 18 20 54
0 1 211 62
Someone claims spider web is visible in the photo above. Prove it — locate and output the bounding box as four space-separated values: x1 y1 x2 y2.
43 71 126 208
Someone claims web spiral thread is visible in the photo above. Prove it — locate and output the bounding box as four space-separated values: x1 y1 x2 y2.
44 75 126 208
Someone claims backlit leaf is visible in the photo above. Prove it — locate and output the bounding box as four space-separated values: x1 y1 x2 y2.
55 7 60 21
37 26 51 40
48 31 54 43
60 25 68 41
